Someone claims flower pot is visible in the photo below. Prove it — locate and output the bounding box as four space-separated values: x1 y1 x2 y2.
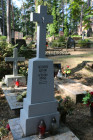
90 106 93 117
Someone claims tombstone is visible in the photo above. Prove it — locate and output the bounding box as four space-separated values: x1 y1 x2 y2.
67 37 75 50
16 39 27 49
4 48 26 87
19 5 59 136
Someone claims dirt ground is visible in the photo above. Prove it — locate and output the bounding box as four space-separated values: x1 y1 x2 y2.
1 47 93 140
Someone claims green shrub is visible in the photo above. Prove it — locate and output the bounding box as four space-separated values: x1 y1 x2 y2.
0 62 12 80
56 96 75 117
27 41 35 48
0 41 13 58
19 49 36 59
0 41 8 50
71 35 82 37
78 39 91 48
19 65 28 78
0 36 7 41
51 36 66 48
51 41 66 48
58 36 65 42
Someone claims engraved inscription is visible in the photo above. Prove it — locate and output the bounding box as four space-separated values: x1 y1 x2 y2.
38 65 48 84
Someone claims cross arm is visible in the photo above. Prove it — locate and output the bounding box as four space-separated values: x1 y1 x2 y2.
30 13 41 23
17 57 25 62
5 57 14 62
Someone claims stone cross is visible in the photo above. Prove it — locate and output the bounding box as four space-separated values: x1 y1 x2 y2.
5 48 25 76
30 5 53 58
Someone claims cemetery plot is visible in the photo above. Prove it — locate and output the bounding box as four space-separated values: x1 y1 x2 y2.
4 48 26 87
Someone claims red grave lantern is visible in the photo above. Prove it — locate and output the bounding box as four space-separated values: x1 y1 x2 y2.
15 79 19 87
38 120 46 139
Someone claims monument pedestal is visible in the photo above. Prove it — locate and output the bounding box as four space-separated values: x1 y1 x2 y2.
20 58 59 136
4 75 26 87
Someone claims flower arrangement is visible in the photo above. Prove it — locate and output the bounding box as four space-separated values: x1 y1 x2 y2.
82 91 93 106
62 65 71 77
56 96 74 123
57 96 74 115
0 120 10 138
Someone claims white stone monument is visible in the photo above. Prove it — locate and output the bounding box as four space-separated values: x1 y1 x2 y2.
4 48 26 87
20 5 59 136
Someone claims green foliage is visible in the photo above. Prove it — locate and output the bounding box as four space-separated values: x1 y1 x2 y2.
64 17 69 37
16 91 27 102
78 39 91 47
0 120 9 138
21 91 27 98
0 36 7 41
82 91 93 106
51 36 66 48
16 95 23 102
19 65 28 78
0 42 16 80
71 35 82 37
19 47 36 59
51 40 66 48
0 61 12 80
58 36 65 42
62 66 71 75
69 0 84 21
48 0 58 36
83 6 93 30
0 41 14 59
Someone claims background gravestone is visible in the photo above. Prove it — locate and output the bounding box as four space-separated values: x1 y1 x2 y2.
67 37 75 49
16 39 27 49
4 48 26 87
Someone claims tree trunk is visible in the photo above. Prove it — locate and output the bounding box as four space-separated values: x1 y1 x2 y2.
1 0 5 35
7 0 11 43
80 5 83 36
87 0 92 37
61 0 64 31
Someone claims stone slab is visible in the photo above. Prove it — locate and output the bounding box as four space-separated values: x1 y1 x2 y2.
55 77 92 103
2 86 27 110
9 118 79 140
4 75 26 87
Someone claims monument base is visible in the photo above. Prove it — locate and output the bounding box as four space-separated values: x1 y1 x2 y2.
20 98 59 136
4 75 26 87
9 118 79 140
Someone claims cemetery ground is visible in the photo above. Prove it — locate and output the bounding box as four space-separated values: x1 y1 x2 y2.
1 48 93 140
